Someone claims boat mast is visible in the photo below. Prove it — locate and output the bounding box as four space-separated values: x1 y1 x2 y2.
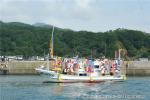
47 26 54 71
50 26 54 59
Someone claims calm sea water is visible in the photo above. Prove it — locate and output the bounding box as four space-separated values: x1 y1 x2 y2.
0 75 150 100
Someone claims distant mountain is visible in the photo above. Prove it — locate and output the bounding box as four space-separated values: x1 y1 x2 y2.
6 22 32 27
0 21 150 59
0 21 3 24
32 22 63 30
33 22 53 28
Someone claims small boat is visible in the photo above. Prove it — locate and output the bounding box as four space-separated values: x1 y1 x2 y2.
35 27 127 83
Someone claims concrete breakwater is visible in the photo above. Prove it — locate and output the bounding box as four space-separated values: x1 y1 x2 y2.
0 61 150 76
8 61 45 75
127 61 150 76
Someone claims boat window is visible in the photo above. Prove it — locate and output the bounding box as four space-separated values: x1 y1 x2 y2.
79 73 87 76
94 65 99 68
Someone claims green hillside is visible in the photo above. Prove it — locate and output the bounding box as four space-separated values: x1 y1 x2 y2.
0 21 150 59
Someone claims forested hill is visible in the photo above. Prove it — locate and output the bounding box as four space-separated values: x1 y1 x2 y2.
0 21 150 59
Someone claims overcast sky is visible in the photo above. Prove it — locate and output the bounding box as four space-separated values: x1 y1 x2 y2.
0 0 150 32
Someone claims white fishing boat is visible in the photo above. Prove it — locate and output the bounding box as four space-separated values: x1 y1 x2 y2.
35 27 127 83
36 69 126 83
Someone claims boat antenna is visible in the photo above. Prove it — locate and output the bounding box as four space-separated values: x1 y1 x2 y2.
50 26 54 59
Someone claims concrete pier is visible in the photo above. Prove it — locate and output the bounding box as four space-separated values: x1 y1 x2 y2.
126 61 150 76
7 61 45 75
0 61 150 76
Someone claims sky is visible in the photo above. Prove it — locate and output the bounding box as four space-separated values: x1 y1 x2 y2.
0 0 150 33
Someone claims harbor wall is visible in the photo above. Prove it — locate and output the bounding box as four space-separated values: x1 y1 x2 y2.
7 61 45 75
1 61 150 76
126 61 150 76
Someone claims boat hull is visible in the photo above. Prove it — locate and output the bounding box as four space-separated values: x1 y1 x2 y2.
36 68 126 83
43 78 124 83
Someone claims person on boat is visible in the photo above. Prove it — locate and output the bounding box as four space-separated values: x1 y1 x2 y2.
75 63 79 74
103 58 110 75
90 60 94 71
84 59 89 72
53 60 57 70
62 59 66 74
99 60 103 67
65 59 69 74
67 59 72 74
101 65 106 76
99 59 106 75
110 60 116 75
61 58 66 74
115 59 118 70
70 60 75 75
86 59 94 75
57 58 61 67
114 69 120 77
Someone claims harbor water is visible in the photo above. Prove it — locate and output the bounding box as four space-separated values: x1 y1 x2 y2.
0 75 150 100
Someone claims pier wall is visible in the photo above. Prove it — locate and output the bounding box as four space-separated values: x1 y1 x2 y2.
126 61 150 76
1 61 150 76
7 61 45 75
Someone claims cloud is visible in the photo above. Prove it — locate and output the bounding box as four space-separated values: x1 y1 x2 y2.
0 0 150 33
75 0 91 9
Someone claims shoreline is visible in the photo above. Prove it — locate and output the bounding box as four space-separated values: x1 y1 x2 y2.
1 61 150 76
